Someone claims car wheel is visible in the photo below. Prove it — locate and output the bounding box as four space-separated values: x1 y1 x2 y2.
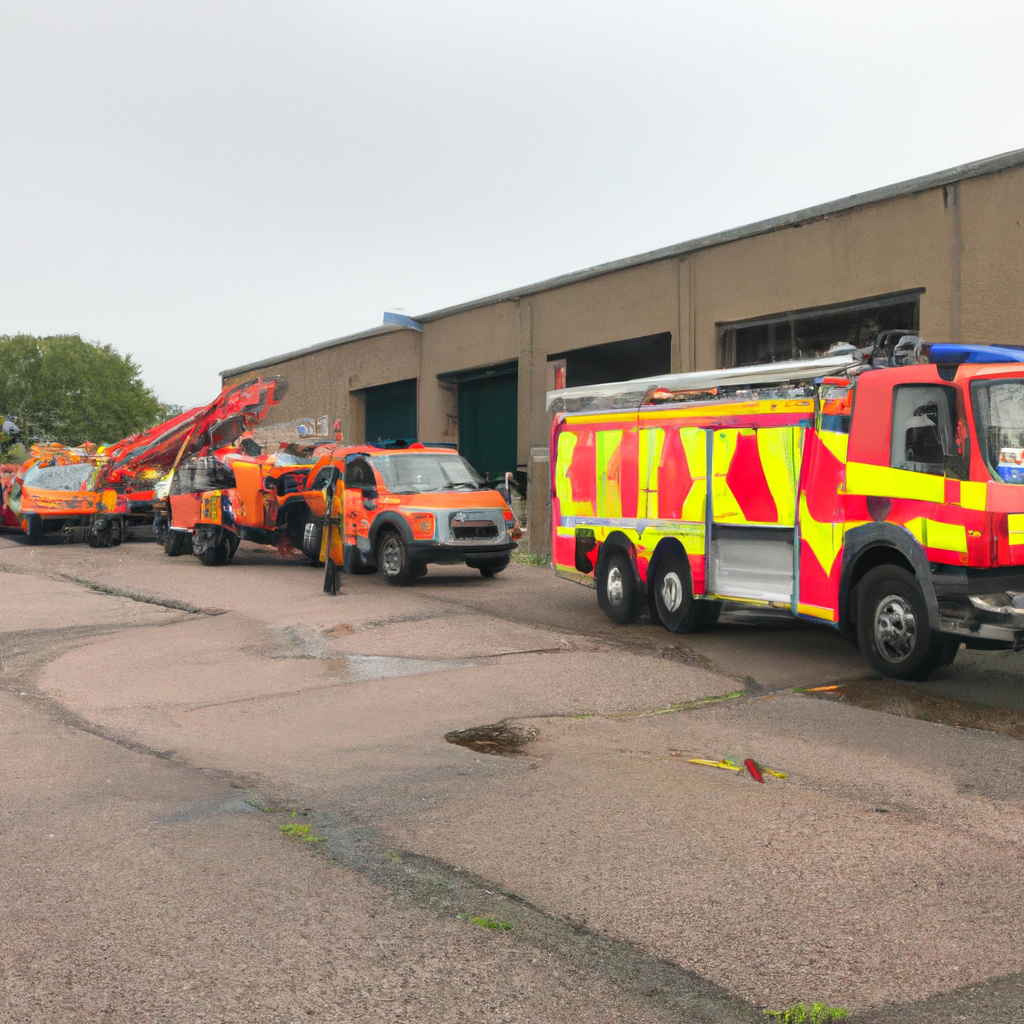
24 513 43 544
164 527 186 556
596 547 640 624
376 530 416 585
652 550 718 633
857 565 945 680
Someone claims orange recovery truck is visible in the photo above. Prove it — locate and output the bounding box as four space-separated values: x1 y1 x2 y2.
549 334 1024 680
315 442 521 586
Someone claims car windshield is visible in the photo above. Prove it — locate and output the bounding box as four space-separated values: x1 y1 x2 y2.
972 379 1024 483
23 462 98 491
370 453 485 493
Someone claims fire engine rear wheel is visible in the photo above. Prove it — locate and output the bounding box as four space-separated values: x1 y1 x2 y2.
652 551 719 633
109 518 123 547
857 566 945 681
24 514 43 544
597 548 640 624
376 530 416 585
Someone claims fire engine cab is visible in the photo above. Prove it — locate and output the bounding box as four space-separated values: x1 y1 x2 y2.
548 333 1024 680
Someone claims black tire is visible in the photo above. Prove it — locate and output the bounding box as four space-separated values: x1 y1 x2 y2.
110 518 123 547
596 547 640 624
856 565 945 680
472 555 509 578
376 530 416 585
164 529 187 556
198 536 228 567
88 520 111 548
24 514 43 544
651 550 719 633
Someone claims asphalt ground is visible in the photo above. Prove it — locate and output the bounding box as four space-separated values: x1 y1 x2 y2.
2 530 1024 1022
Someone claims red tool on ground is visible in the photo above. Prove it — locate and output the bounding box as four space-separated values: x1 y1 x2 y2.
743 758 765 783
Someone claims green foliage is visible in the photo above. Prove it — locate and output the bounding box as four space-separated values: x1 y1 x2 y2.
764 1003 848 1023
0 333 163 446
511 551 551 567
458 914 513 931
279 823 324 844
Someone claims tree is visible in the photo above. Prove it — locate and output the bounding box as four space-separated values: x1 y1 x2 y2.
0 334 164 447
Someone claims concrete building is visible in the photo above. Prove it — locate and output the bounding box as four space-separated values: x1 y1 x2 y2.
222 148 1024 553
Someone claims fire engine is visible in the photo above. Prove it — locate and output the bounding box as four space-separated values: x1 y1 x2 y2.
548 332 1024 680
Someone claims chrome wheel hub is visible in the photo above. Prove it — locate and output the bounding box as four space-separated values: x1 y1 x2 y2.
381 538 402 576
874 594 917 662
606 565 624 605
660 571 683 613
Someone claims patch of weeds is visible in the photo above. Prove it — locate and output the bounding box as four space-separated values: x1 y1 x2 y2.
458 914 513 931
631 689 747 718
280 823 324 844
764 1003 847 1023
511 552 551 567
243 796 270 813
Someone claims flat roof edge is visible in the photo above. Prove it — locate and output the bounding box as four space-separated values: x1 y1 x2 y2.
220 323 409 379
416 147 1024 322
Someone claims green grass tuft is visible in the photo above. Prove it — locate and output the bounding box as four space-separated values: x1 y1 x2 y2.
764 1002 848 1023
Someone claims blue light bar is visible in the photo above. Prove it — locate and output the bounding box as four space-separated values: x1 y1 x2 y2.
929 343 1024 364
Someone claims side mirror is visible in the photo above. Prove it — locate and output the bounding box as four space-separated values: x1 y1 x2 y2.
362 485 377 510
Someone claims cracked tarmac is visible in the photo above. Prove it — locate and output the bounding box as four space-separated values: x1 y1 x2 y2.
3 534 1024 1021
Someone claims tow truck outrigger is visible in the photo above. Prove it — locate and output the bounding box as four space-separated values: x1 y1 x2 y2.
549 333 1024 680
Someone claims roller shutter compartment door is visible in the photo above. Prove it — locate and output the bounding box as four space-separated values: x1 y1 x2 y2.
457 374 518 482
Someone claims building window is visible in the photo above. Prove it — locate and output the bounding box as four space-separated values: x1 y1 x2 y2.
718 291 922 368
548 332 671 388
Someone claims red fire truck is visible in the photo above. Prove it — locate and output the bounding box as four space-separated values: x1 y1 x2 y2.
549 334 1024 680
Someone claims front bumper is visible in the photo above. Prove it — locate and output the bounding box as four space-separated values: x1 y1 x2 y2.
935 566 1024 649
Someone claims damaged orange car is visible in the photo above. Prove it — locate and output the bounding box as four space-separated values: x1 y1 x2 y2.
4 444 128 546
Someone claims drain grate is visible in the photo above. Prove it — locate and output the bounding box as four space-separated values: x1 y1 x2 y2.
444 722 537 756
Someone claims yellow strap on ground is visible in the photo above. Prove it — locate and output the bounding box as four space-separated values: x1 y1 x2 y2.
687 758 744 772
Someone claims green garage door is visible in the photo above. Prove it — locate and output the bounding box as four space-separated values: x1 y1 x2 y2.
364 379 417 443
457 372 517 482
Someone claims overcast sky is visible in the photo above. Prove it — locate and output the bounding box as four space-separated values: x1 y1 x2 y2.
2 1 1023 406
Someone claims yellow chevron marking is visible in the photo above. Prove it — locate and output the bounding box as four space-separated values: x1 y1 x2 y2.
846 462 944 502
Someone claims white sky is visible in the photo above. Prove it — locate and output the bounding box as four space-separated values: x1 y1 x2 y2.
2 1 1023 406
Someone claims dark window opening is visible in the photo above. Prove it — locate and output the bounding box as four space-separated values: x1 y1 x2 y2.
719 292 921 368
548 333 671 388
890 384 968 479
363 379 417 443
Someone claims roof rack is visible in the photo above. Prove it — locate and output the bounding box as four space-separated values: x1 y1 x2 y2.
546 354 859 415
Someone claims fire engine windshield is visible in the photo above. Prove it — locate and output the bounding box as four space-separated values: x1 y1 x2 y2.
22 462 99 491
370 453 485 493
972 380 1024 484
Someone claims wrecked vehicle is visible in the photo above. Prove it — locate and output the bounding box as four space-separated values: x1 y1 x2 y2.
549 333 1024 680
163 442 319 564
316 443 520 585
4 444 129 546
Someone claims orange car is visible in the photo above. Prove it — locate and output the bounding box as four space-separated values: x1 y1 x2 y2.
313 443 521 586
4 445 128 546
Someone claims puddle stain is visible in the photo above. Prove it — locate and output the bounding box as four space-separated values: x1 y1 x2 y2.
445 722 537 756
804 677 1024 742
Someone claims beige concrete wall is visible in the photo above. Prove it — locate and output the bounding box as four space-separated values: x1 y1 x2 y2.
960 164 1024 346
419 301 520 450
223 326 420 444
223 162 1024 552
523 260 682 448
689 184 956 367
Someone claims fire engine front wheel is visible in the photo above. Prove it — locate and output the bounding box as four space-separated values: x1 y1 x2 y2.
857 566 946 680
597 548 640 624
376 531 417 585
651 551 719 633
